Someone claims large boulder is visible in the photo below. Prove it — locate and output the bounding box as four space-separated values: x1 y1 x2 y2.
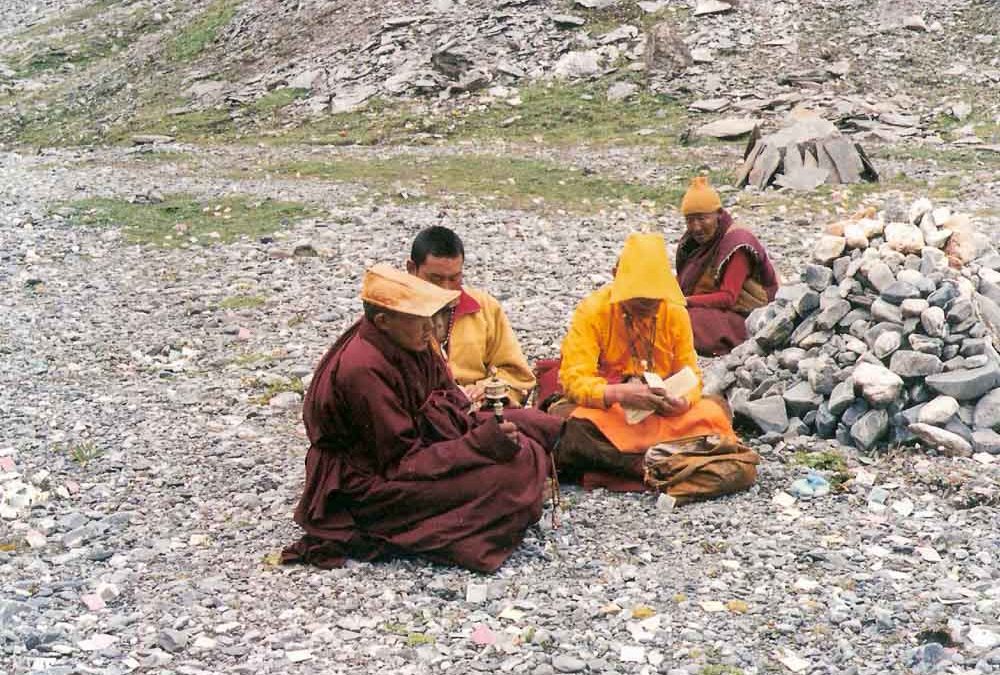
643 22 692 77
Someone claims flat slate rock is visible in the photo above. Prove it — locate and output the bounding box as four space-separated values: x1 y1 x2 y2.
693 0 734 16
697 118 760 139
926 364 1000 401
551 14 586 26
689 98 731 113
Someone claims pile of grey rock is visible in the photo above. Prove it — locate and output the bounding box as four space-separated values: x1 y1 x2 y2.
735 109 879 191
706 197 1000 456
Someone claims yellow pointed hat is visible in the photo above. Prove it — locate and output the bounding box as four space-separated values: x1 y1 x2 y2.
610 232 685 305
680 175 723 215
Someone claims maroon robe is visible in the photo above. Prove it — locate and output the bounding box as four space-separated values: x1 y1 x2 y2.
676 211 779 356
282 318 563 573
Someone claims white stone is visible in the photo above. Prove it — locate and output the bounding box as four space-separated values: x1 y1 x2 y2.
921 306 947 338
891 498 914 517
620 645 646 662
194 636 217 649
794 577 819 592
873 332 902 360
466 583 489 603
553 50 602 78
843 221 868 249
776 648 810 673
908 423 973 457
968 626 1000 649
901 298 929 318
287 70 323 90
860 217 885 238
268 391 302 410
917 396 959 425
884 222 925 254
287 650 313 663
852 362 904 407
25 530 46 548
772 491 796 508
95 582 120 601
915 546 942 563
78 634 117 651
607 81 639 102
693 0 733 16
814 235 846 264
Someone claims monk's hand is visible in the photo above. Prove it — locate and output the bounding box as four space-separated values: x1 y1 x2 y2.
605 382 666 411
499 421 520 445
657 393 690 417
461 383 487 405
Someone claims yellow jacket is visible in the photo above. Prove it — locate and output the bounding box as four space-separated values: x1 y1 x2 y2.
559 232 702 409
559 287 703 408
448 287 536 404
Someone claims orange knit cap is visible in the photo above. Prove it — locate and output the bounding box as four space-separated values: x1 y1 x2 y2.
680 175 722 216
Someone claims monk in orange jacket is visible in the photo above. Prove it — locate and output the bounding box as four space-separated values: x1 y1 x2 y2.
552 232 737 488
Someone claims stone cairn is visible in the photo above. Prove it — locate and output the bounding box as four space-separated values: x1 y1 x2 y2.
704 197 1000 456
735 110 879 191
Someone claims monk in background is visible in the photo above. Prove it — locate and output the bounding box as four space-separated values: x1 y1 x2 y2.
674 176 779 356
282 264 563 572
551 233 738 490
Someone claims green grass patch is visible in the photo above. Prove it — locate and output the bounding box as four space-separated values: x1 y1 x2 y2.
275 81 688 148
249 88 309 115
793 450 846 473
700 666 743 675
111 88 308 145
564 0 686 34
869 144 998 169
793 450 849 488
267 154 672 213
251 377 304 405
117 105 237 143
18 0 117 38
10 4 155 78
59 194 316 246
455 81 686 145
127 150 196 163
405 633 436 647
12 35 133 78
931 111 1000 144
219 295 266 310
66 441 103 467
169 0 239 62
4 103 101 146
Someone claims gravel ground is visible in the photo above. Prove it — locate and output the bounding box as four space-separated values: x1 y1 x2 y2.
2 145 1000 675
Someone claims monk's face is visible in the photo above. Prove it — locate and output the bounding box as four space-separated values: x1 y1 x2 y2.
685 210 721 244
621 297 661 320
407 254 464 291
374 310 436 353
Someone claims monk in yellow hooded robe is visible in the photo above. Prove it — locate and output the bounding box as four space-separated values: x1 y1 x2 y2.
552 232 737 489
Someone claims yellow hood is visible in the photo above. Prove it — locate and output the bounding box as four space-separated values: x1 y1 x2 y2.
610 232 686 305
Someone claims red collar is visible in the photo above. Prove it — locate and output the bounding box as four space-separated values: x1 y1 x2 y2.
453 288 481 319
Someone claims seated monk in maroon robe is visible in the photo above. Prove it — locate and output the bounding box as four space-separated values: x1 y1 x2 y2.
675 176 780 357
282 263 563 573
